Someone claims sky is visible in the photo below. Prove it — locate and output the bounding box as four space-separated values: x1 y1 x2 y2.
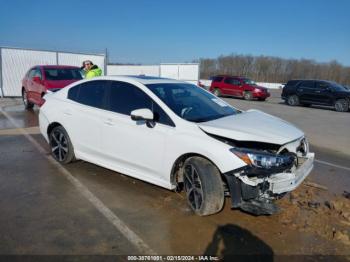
0 0 349 65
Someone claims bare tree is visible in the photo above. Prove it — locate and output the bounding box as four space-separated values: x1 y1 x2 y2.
199 54 350 85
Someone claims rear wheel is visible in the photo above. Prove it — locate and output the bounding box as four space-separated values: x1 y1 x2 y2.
213 88 221 97
334 99 349 112
183 157 224 216
244 91 253 100
287 95 300 106
22 89 34 109
49 126 75 164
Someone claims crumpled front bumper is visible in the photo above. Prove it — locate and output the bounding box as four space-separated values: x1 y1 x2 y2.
268 153 314 194
223 152 315 215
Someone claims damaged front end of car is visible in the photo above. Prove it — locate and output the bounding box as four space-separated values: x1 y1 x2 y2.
219 136 315 215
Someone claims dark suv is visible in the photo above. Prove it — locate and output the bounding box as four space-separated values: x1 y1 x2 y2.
282 80 350 112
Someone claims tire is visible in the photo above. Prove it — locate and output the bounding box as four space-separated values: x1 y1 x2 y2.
22 89 34 110
213 88 221 97
244 91 253 100
49 126 75 164
183 157 224 216
287 95 300 106
334 99 349 112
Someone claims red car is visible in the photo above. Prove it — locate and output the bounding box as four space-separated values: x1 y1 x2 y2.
209 75 270 101
22 65 83 109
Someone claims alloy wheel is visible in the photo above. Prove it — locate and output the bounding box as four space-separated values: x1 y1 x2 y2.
50 129 69 162
184 164 204 212
335 99 348 112
288 95 299 106
22 91 28 106
244 92 253 100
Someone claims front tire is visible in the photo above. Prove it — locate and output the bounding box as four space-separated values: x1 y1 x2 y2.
22 89 34 110
244 91 253 100
287 95 300 106
49 126 75 164
334 99 349 112
183 157 224 216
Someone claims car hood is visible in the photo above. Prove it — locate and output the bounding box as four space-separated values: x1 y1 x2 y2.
338 90 350 96
45 79 80 89
197 110 304 145
254 85 268 91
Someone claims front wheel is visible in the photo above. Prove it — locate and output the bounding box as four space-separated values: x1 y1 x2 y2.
244 91 253 100
49 126 75 164
334 99 349 112
183 157 224 216
22 89 34 110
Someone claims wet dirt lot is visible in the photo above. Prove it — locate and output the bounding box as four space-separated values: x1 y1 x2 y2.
0 90 349 260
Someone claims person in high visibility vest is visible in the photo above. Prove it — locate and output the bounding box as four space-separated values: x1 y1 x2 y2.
81 60 102 79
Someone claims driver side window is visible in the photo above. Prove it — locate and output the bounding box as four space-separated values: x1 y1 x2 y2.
108 81 175 127
315 82 329 89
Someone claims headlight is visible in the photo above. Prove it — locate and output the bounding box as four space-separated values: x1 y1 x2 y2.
230 148 296 170
297 138 309 156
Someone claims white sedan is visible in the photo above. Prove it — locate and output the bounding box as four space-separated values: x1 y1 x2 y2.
39 76 314 216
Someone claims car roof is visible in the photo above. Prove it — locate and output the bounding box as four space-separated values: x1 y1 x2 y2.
288 79 337 84
37 65 81 69
212 75 247 79
103 75 186 85
54 75 194 100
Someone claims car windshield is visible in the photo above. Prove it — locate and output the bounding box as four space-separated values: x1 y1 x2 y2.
243 78 257 85
329 82 349 91
44 68 83 81
146 83 239 122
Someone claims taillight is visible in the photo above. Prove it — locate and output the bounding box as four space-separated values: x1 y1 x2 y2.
38 98 46 107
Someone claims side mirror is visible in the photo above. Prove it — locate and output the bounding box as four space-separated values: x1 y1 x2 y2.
32 76 42 83
130 108 154 121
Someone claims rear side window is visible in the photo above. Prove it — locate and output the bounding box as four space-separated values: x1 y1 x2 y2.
68 85 79 101
30 68 42 79
300 81 315 89
68 80 108 109
28 69 36 78
44 68 83 80
224 78 241 85
285 80 300 87
315 82 329 89
224 78 233 84
108 81 175 126
211 76 224 82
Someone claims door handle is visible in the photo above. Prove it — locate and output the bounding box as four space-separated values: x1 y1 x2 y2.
315 90 321 93
63 110 72 116
104 118 114 126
